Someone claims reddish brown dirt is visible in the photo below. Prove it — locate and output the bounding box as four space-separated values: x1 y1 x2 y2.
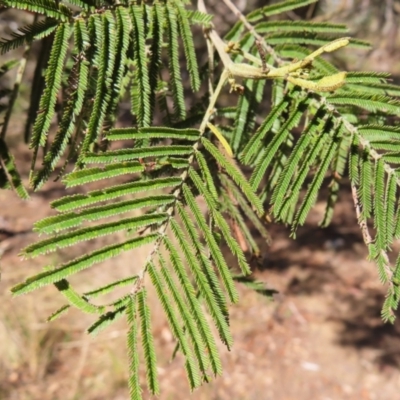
1 166 400 400
2 3 400 398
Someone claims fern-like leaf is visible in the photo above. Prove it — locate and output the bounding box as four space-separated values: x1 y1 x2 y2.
181 186 239 304
79 12 116 158
256 21 348 34
0 138 29 199
0 19 58 54
328 93 400 115
32 20 90 189
250 99 308 190
107 127 200 141
166 2 186 121
12 234 158 295
29 22 70 175
24 213 167 257
54 176 181 209
137 289 160 395
126 295 142 400
201 137 263 216
162 238 223 376
173 0 200 92
158 254 210 380
148 262 201 390
130 4 152 127
1 0 71 21
170 218 232 348
247 0 318 22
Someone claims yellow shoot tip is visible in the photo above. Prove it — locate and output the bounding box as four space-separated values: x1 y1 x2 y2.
207 122 234 158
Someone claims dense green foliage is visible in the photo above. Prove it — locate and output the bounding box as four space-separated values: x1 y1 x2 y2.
1 0 400 397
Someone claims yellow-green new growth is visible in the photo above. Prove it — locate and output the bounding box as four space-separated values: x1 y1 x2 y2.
225 37 350 91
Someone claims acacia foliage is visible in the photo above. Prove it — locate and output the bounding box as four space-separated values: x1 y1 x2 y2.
1 0 400 397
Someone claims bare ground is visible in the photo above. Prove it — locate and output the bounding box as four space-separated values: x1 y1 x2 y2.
1 153 400 400
2 4 400 398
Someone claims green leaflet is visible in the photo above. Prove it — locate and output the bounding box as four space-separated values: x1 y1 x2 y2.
255 21 348 34
32 20 90 189
328 94 400 115
166 2 186 121
345 71 390 84
24 213 167 257
201 137 264 216
220 189 260 256
47 304 70 322
88 302 129 336
221 174 270 247
162 238 223 376
126 295 142 400
276 126 329 221
359 150 373 219
271 108 327 212
358 125 400 142
29 22 70 174
85 276 138 300
170 217 232 348
0 59 19 77
53 279 105 314
107 127 200 141
158 254 210 380
174 205 229 319
292 132 339 231
251 99 308 190
382 255 400 323
148 262 201 390
1 0 71 21
232 274 277 298
148 2 164 119
264 32 369 49
173 0 200 92
49 276 136 323
349 136 360 185
35 195 175 234
0 138 29 199
83 145 193 163
384 174 397 249
63 0 93 12
186 10 213 26
137 289 160 395
181 186 239 304
104 6 131 130
63 162 144 187
231 74 265 154
0 19 58 54
195 150 219 201
79 12 116 157
374 160 388 254
248 0 318 22
12 233 158 295
130 4 151 127
188 167 251 276
51 177 182 211
320 125 350 227
241 98 289 164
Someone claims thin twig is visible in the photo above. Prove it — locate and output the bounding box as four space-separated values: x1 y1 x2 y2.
220 0 282 65
350 182 373 245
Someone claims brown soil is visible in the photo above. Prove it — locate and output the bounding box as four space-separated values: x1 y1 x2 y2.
1 163 400 400
2 4 400 399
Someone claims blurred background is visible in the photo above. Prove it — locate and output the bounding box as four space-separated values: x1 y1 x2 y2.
1 1 400 399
